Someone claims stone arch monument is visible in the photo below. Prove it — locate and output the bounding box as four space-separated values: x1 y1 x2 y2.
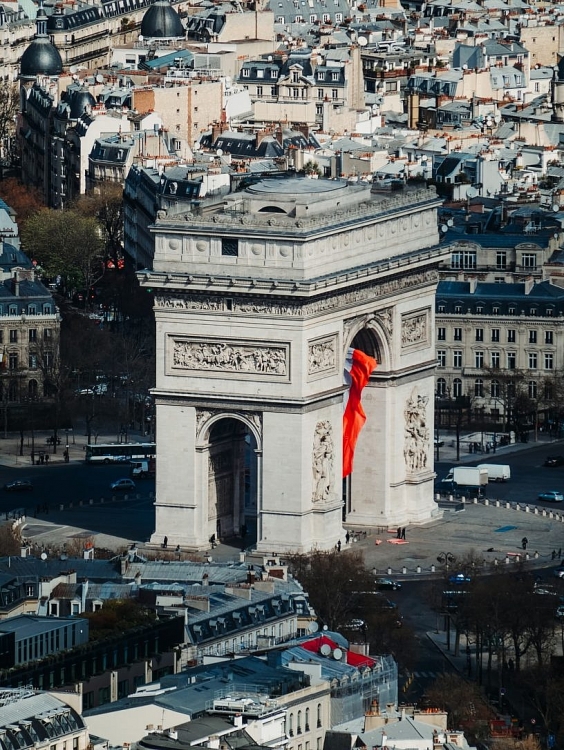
141 177 447 552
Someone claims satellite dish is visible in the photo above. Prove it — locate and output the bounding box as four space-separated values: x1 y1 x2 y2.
358 36 368 46
494 112 501 123
308 621 319 633
96 73 104 83
40 552 47 561
69 65 78 74
553 203 560 212
320 643 331 656
193 142 201 150
462 63 468 70
216 148 224 156
441 224 448 233
333 648 343 660
467 186 478 198
447 218 454 227
139 34 144 42
72 74 79 81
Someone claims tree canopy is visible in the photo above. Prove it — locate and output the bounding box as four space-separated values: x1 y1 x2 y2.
21 208 104 293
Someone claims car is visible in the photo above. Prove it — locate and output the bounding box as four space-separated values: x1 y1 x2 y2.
556 605 564 619
3 479 33 492
538 491 564 503
448 572 471 585
375 577 402 591
544 456 564 467
345 618 365 630
554 568 564 579
433 438 444 448
110 478 136 492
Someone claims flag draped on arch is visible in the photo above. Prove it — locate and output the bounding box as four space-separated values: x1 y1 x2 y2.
343 348 377 478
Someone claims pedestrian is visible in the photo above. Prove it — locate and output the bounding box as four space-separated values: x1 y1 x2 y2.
241 523 247 539
44 453 49 464
553 550 557 561
401 527 406 540
521 537 528 551
163 536 168 549
30 451 34 465
63 449 69 463
337 539 341 552
397 527 401 539
175 544 180 553
345 530 350 545
210 533 216 548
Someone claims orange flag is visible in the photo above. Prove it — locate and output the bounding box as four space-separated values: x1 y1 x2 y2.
343 348 377 478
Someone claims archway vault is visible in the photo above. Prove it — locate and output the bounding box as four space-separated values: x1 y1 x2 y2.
345 311 392 370
195 409 263 452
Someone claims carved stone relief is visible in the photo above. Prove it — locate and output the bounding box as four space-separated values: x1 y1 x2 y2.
403 388 429 473
401 310 429 349
312 420 334 503
172 339 287 377
154 269 438 318
343 307 393 346
308 336 337 377
196 408 263 442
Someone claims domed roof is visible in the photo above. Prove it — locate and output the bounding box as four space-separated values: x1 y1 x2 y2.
20 37 63 78
63 86 96 118
141 0 184 39
20 1 63 79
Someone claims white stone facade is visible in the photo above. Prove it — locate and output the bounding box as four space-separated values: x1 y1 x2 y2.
142 177 447 552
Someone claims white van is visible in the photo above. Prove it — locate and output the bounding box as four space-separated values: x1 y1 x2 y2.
477 464 510 482
131 458 155 478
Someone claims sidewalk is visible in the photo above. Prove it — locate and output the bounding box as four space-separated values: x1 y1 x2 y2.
0 427 151 468
435 429 558 466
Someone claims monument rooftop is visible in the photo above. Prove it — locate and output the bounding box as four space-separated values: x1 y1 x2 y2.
148 176 443 287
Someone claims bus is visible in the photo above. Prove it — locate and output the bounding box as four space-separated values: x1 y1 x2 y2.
85 442 156 465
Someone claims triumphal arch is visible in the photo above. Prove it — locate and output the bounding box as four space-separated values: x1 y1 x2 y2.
141 177 447 553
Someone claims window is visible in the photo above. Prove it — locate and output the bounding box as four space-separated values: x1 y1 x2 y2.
454 305 462 314
475 351 484 368
28 354 37 369
289 713 294 736
44 329 52 340
507 329 516 343
453 350 463 368
271 69 277 78
545 382 554 400
331 89 338 99
256 86 263 96
475 328 483 342
451 250 477 269
496 251 507 269
492 306 500 315
317 704 322 728
297 710 302 734
453 327 462 341
474 378 484 397
8 353 17 370
545 353 554 370
491 329 500 342
437 377 447 397
529 330 537 344
508 307 516 316
317 88 324 99
9 330 17 343
29 328 37 342
221 238 238 257
437 350 446 368
453 378 463 397
528 352 537 369
293 88 299 98
529 380 537 399
271 86 276 96
44 352 53 369
438 304 445 313
546 330 554 344
437 327 446 341
476 306 483 314
491 380 500 398
507 352 516 369
491 351 500 368
242 68 250 77
305 708 310 731
522 253 537 269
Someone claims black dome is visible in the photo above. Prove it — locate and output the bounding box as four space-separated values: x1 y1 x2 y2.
141 0 184 38
20 37 63 78
63 87 96 118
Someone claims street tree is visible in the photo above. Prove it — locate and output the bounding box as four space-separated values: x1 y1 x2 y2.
20 208 104 295
287 550 375 631
0 177 43 227
0 82 20 169
425 673 491 739
73 183 124 269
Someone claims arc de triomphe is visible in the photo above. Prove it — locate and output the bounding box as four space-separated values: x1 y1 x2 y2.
140 177 447 553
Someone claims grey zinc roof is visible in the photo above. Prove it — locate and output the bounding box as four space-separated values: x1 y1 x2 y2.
0 556 122 580
0 692 72 727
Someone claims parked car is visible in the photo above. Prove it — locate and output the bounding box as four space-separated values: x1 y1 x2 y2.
3 479 33 492
375 577 402 591
554 568 564 579
433 438 444 448
448 572 472 585
556 605 564 619
110 478 136 492
544 456 564 467
538 491 564 503
345 618 365 630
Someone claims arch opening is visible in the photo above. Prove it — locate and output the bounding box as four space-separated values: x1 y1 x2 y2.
350 327 381 362
205 417 258 546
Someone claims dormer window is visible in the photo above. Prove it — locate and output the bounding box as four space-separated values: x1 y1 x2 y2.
242 68 250 77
